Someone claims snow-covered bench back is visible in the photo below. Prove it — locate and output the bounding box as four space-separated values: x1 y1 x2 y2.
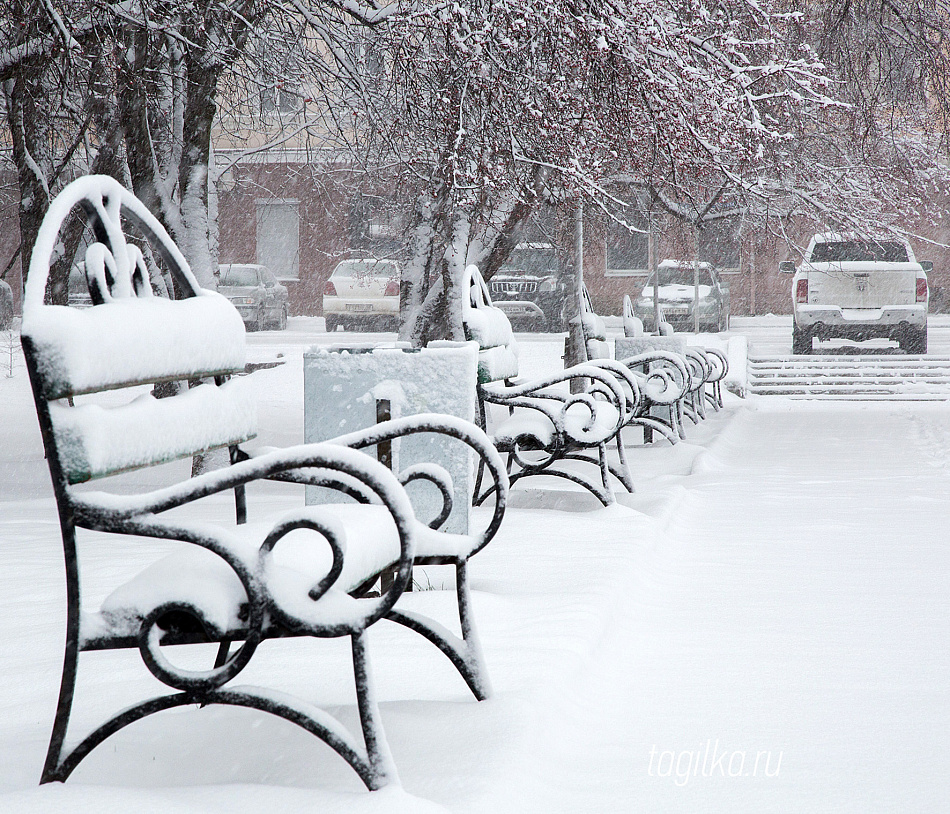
21 175 254 483
579 284 610 361
463 264 520 383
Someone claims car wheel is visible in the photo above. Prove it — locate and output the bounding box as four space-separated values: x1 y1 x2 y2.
792 325 811 354
277 306 288 330
324 315 338 332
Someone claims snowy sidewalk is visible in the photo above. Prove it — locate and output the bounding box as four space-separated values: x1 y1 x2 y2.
492 400 950 812
2 333 949 810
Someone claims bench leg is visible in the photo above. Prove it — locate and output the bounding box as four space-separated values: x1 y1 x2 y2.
614 432 636 493
386 561 492 701
352 632 398 787
213 639 231 668
41 524 81 784
598 443 616 505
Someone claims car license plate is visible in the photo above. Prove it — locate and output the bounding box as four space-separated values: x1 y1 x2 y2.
665 307 689 316
346 304 374 312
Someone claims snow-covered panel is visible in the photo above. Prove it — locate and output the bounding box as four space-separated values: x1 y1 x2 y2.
477 344 520 383
50 377 256 483
616 336 688 358
23 294 246 399
303 343 478 534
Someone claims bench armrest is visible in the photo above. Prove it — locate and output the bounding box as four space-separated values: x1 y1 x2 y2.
480 363 628 444
271 414 508 560
71 443 423 638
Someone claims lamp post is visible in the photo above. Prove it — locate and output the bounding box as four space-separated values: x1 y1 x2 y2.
649 211 659 334
567 202 587 391
693 224 701 333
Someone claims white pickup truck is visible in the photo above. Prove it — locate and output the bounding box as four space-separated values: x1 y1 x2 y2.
781 233 930 354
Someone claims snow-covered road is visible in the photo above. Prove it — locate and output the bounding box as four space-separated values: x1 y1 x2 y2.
0 321 948 811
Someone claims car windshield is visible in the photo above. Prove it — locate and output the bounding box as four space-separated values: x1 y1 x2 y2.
649 267 714 287
500 248 558 275
809 241 909 263
332 260 399 280
220 266 260 286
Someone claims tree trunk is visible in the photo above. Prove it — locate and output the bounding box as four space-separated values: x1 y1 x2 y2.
177 48 220 291
5 55 54 301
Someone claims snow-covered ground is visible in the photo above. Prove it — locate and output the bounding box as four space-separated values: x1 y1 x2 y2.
1 318 949 812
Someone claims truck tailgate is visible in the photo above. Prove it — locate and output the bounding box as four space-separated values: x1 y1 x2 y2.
806 262 918 308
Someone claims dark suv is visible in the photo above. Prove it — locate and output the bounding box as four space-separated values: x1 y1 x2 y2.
488 243 568 331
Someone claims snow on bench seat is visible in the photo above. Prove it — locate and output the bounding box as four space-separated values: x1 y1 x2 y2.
491 397 623 449
81 501 485 647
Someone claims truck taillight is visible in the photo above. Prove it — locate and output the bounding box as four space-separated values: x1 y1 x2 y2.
384 280 399 297
917 277 928 302
323 280 336 296
795 278 808 304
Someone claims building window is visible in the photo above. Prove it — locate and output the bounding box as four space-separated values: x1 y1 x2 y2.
605 220 649 277
256 200 300 280
261 84 303 118
698 221 741 273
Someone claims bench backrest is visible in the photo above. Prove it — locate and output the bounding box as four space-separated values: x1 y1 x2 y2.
462 264 520 384
22 176 255 485
578 284 610 362
621 294 645 338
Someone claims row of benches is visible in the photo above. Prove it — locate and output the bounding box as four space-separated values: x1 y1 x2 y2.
464 266 728 506
23 176 728 792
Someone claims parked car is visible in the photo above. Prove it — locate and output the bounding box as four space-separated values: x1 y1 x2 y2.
781 233 928 354
488 242 569 331
67 265 92 308
218 263 288 331
322 258 400 332
0 279 13 329
631 259 730 332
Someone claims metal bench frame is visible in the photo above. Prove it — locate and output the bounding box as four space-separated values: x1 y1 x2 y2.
23 177 508 789
464 266 633 506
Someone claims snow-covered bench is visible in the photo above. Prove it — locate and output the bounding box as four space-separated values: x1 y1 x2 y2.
578 287 689 444
620 295 728 422
21 176 508 790
463 265 634 505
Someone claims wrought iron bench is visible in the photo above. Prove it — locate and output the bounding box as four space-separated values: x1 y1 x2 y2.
579 287 689 444
463 265 635 506
621 295 728 422
22 176 508 790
